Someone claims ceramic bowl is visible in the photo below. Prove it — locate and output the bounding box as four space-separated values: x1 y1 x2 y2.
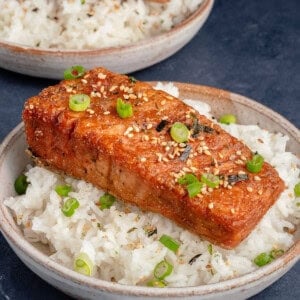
0 0 213 79
0 83 299 299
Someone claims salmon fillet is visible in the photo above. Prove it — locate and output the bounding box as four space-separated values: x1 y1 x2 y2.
22 67 284 248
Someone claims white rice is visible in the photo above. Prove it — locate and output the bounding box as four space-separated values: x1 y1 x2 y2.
0 0 203 49
5 83 300 287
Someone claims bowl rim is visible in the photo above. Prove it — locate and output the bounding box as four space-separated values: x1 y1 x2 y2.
0 0 214 55
0 82 299 297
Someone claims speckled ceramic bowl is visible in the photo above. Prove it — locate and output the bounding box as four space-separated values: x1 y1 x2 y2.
0 0 213 79
0 83 299 299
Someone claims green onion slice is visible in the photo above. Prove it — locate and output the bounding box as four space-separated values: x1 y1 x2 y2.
159 234 180 253
253 252 273 267
74 253 93 276
201 173 220 188
178 173 198 185
147 279 166 288
61 198 79 217
170 122 189 143
154 260 173 280
218 114 237 125
69 94 90 112
186 181 203 198
270 249 284 259
246 153 264 173
64 65 85 79
14 174 29 195
178 173 202 198
116 98 133 118
55 185 72 197
208 244 213 255
99 193 116 210
294 182 300 197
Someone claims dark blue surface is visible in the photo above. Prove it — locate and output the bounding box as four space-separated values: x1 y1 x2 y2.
0 0 299 299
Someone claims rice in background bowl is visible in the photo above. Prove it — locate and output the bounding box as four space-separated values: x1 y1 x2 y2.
0 0 203 49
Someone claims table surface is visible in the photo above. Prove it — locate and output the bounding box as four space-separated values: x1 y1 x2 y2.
0 0 299 299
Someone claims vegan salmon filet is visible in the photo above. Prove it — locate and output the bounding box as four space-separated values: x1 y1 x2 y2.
22 67 284 248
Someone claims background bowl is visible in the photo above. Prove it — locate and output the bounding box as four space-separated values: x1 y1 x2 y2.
0 0 213 79
0 83 299 299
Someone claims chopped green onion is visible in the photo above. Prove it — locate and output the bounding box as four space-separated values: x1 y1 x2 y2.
154 260 173 280
74 253 93 276
55 185 72 197
178 173 202 198
201 173 220 188
80 0 86 4
207 244 213 255
61 198 79 217
129 76 137 83
64 65 85 79
246 153 264 173
218 114 237 125
116 98 133 118
294 182 300 197
186 181 203 198
69 94 90 112
14 174 29 195
159 234 180 253
178 173 198 185
170 122 189 143
254 252 273 267
98 193 116 210
147 279 166 288
270 249 284 259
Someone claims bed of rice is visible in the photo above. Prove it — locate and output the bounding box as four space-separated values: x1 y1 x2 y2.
0 0 203 50
5 83 300 287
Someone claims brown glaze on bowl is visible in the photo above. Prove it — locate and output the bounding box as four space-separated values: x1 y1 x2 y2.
0 83 299 299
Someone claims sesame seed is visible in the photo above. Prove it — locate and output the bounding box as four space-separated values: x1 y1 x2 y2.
98 73 107 79
127 133 134 138
230 208 235 214
238 170 246 175
103 111 110 115
87 109 95 114
227 185 232 189
137 92 143 98
109 86 117 92
236 150 242 155
204 150 212 156
202 146 209 151
142 135 149 141
258 190 263 195
166 96 173 100
120 85 125 91
254 176 261 181
140 157 147 162
208 203 214 209
146 123 153 130
218 153 224 159
123 94 129 99
162 157 169 162
165 146 170 152
81 79 88 84
241 155 247 161
129 94 137 99
247 187 253 193
208 187 213 193
161 100 166 105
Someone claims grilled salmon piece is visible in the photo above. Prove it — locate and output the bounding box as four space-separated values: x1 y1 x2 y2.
22 67 284 248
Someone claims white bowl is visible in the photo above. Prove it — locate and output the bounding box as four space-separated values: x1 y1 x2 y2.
0 83 299 299
0 0 213 79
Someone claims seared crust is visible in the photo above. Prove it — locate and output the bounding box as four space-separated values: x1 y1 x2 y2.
22 67 284 248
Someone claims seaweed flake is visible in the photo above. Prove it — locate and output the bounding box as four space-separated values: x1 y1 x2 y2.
189 253 202 265
179 144 192 162
156 119 169 132
191 118 214 137
227 173 249 184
